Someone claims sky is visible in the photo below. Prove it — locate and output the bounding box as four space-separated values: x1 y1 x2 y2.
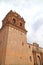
0 0 43 47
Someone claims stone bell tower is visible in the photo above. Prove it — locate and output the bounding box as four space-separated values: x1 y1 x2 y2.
1 10 27 65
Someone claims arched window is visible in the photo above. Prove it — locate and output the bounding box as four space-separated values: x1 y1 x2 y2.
42 63 43 65
37 56 40 65
20 23 22 26
29 45 30 48
29 56 32 61
13 19 16 23
22 42 24 46
34 63 35 65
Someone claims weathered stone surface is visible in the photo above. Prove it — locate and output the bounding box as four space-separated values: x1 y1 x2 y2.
0 10 43 65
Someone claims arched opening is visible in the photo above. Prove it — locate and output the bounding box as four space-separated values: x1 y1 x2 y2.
20 23 22 26
13 19 16 24
37 56 41 65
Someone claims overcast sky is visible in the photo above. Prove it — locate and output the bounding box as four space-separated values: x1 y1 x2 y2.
0 0 43 47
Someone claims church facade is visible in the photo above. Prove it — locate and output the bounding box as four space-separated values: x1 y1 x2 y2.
0 10 43 65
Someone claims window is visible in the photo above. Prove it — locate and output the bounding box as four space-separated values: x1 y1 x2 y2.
34 63 35 65
29 45 30 48
13 19 16 23
42 63 43 65
20 23 22 26
38 56 39 58
22 42 24 46
30 56 32 61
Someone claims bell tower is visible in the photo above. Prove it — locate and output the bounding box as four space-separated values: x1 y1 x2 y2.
1 10 27 65
2 10 27 33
